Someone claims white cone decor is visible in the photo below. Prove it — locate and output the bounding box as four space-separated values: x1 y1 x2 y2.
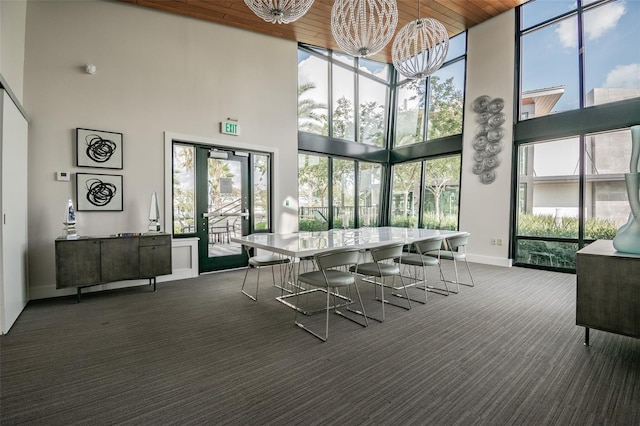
331 0 398 58
392 16 449 80
148 191 161 233
244 0 314 24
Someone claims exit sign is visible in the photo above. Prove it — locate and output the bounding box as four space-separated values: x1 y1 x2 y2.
221 120 240 136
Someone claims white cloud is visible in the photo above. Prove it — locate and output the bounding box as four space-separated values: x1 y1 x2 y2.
585 2 625 40
603 63 640 88
555 2 626 49
556 19 577 48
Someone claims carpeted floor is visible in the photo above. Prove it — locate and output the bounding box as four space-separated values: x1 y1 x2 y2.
1 262 638 425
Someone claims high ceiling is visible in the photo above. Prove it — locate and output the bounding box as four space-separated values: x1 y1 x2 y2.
118 0 529 63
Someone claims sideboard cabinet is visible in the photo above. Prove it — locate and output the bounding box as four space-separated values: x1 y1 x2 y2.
55 234 171 300
576 239 640 345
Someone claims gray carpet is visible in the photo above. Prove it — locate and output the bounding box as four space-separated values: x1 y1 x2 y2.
1 262 639 425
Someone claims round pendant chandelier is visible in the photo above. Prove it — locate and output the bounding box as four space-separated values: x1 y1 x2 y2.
331 0 398 58
392 2 449 80
244 0 315 24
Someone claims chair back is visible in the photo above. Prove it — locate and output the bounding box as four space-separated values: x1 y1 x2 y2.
370 243 404 263
314 248 360 271
446 234 470 251
414 237 444 255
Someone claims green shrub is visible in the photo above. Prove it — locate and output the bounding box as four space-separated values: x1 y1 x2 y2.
518 213 618 239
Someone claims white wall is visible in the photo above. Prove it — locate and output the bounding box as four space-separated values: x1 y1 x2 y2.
0 0 27 103
24 0 299 299
459 11 515 267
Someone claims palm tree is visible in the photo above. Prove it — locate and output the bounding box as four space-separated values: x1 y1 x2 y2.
298 82 328 135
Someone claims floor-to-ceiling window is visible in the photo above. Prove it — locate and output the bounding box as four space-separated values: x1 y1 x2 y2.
298 45 391 147
297 32 466 231
395 33 466 147
514 0 639 270
390 155 462 229
298 153 330 231
298 153 383 231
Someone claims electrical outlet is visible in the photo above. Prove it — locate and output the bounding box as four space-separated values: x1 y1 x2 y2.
496 238 503 246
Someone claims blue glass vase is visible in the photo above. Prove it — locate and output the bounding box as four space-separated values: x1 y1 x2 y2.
613 125 640 254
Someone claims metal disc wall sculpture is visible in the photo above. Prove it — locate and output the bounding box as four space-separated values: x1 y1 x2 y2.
471 95 505 184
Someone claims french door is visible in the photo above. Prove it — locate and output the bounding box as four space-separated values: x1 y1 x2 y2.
195 147 250 271
173 142 273 273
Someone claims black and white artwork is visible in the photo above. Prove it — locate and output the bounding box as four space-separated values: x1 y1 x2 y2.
470 96 505 185
76 173 123 211
76 128 123 169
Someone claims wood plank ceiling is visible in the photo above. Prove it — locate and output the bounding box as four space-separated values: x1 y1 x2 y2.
118 0 529 63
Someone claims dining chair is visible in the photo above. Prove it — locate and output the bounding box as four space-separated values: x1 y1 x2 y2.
425 233 475 292
241 248 291 301
294 247 368 342
350 242 410 322
394 236 450 303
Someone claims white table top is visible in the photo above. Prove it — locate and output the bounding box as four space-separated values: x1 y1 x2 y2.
230 227 467 258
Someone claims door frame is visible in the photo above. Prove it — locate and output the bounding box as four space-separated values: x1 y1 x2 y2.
163 132 281 263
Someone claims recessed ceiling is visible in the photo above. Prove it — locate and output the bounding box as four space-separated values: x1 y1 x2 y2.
118 0 529 63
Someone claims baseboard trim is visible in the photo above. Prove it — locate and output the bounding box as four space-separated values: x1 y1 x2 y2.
466 254 513 267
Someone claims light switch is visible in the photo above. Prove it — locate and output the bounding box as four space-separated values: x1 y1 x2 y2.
56 171 70 181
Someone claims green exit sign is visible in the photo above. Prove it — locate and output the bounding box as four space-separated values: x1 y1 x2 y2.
221 121 240 136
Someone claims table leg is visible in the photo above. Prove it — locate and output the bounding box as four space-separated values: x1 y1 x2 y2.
584 327 590 346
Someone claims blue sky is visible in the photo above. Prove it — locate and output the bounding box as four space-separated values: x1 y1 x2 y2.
521 0 640 112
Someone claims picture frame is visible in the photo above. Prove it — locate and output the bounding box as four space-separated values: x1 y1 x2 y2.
76 173 123 212
76 128 123 169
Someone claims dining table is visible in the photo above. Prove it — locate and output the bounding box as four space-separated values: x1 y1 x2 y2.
230 226 468 312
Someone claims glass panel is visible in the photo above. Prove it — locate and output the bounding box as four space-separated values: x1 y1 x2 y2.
444 32 466 62
517 137 580 238
334 52 355 66
584 128 633 240
298 154 329 231
172 144 195 234
390 162 422 227
427 60 465 140
332 64 355 141
253 154 270 231
516 239 579 268
332 159 355 229
359 76 387 147
521 0 576 30
583 0 640 107
422 155 460 230
359 162 381 227
207 156 242 256
359 58 390 81
395 78 426 147
298 50 329 135
520 15 579 118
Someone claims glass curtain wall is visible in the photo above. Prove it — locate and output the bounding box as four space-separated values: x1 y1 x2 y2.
358 162 382 227
298 45 391 147
520 0 639 119
395 33 467 147
298 153 330 231
391 155 462 229
515 129 634 268
333 159 355 228
298 154 382 230
515 0 639 270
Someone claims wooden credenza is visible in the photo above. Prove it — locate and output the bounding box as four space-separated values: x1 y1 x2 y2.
576 240 640 345
55 233 172 301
